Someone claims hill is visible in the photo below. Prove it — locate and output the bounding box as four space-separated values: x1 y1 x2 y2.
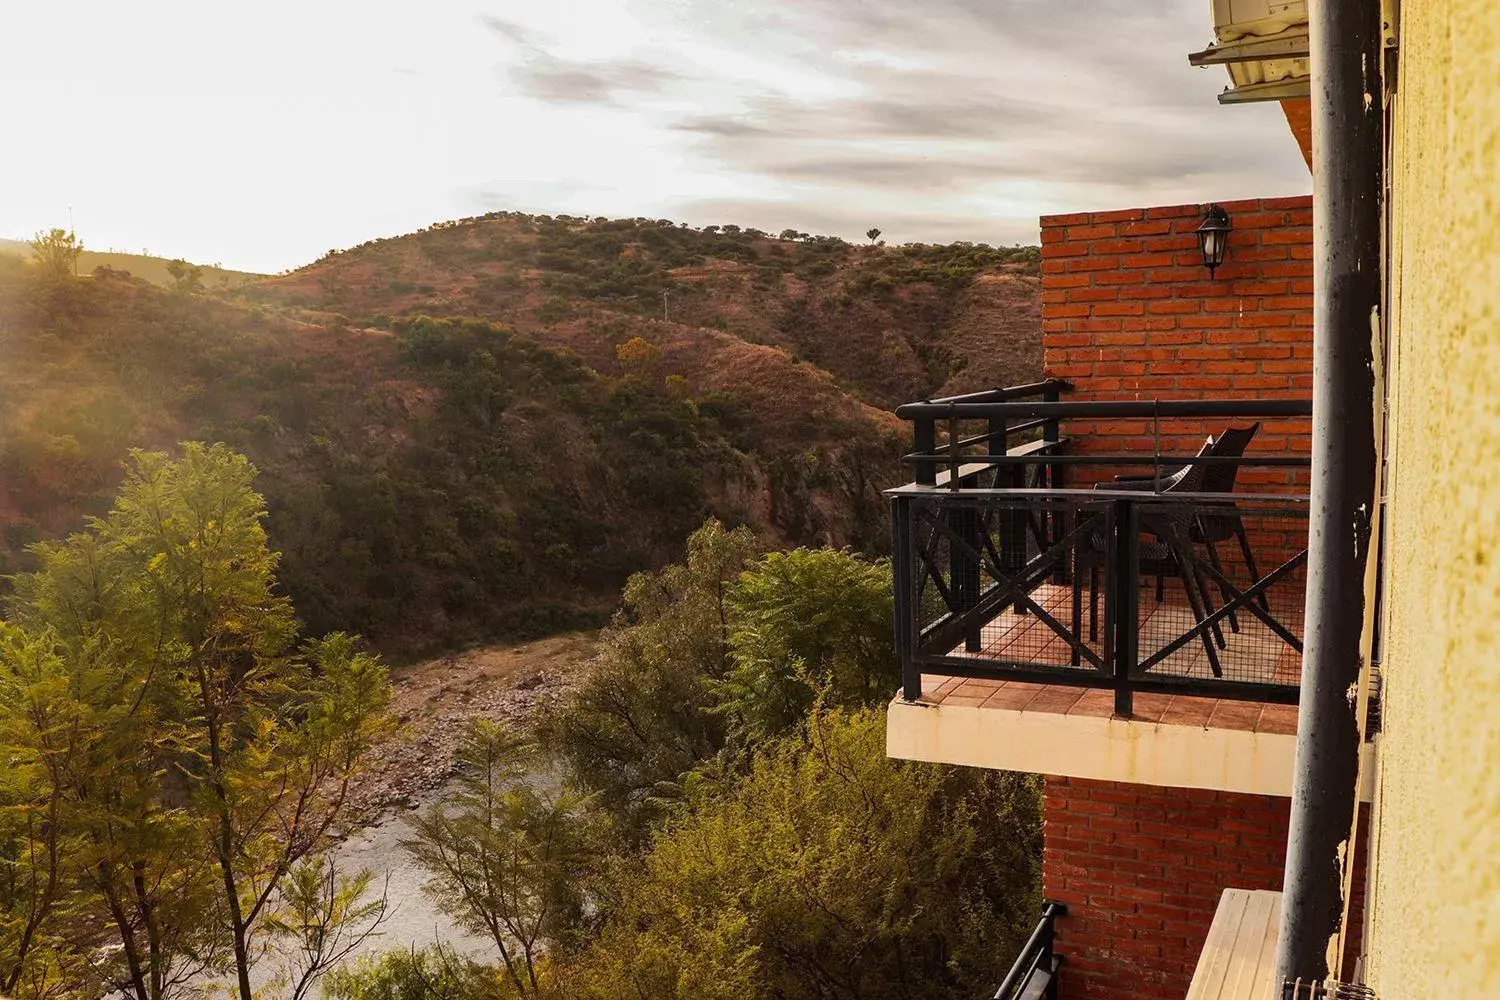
0 236 263 290
0 214 1041 660
250 213 1042 410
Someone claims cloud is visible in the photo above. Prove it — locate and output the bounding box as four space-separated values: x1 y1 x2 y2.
478 0 1309 243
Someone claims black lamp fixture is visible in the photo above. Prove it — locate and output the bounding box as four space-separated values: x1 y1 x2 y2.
1195 204 1232 276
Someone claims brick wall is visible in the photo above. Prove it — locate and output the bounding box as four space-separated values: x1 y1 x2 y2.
1039 196 1314 493
1044 776 1367 1000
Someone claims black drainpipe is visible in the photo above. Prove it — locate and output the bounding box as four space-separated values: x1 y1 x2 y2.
1275 0 1383 985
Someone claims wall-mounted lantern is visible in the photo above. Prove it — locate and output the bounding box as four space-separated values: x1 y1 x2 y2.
1195 204 1232 276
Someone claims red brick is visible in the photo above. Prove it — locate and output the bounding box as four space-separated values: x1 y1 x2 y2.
1067 258 1123 273
1119 285 1174 300
1260 195 1314 210
1042 303 1091 319
1122 220 1173 236
1121 253 1179 269
1066 224 1121 241
1263 228 1314 246
1146 204 1199 219
1042 211 1091 227
1092 208 1146 224
1043 241 1090 259
1146 300 1201 315
1093 238 1146 254
1067 286 1121 303
1232 211 1291 229
1092 302 1146 317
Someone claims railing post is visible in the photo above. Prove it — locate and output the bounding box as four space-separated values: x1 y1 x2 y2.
1044 384 1068 586
892 497 921 701
1042 383 1062 489
1109 498 1137 717
952 501 983 652
1042 903 1062 1000
914 417 936 487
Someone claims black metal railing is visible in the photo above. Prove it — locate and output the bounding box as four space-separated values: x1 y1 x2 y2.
890 391 1315 714
992 902 1067 1000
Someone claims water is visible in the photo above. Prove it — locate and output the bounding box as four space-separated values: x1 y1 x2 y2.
330 784 497 968
191 780 499 996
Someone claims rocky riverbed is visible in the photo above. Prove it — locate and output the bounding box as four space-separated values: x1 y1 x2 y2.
348 631 597 822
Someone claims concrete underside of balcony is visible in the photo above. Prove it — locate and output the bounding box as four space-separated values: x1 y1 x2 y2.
886 677 1375 800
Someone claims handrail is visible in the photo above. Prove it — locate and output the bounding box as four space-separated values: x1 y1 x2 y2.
917 378 1072 407
993 902 1067 1000
894 387 1313 491
895 397 1312 420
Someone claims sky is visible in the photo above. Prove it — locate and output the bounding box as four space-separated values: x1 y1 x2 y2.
0 0 1311 274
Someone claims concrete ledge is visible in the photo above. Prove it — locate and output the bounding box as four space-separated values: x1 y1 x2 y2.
886 695 1375 799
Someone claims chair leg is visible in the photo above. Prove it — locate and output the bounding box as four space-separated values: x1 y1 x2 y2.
1233 518 1271 611
1195 562 1228 650
1174 544 1223 678
1155 574 1164 603
1204 540 1240 633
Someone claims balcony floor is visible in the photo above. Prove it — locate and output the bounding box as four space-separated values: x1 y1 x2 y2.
913 675 1299 735
942 580 1303 689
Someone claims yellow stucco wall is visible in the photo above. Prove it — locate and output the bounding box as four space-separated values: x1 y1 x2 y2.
1365 2 1500 997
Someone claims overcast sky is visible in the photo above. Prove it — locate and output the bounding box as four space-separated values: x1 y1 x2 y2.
0 0 1310 274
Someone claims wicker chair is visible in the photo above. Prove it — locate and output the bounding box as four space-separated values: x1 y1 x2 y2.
1072 429 1262 679
1112 423 1265 631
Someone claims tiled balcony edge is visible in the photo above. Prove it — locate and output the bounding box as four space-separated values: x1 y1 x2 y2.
886 694 1376 800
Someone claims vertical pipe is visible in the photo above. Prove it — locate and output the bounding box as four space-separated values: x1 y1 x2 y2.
1275 0 1383 984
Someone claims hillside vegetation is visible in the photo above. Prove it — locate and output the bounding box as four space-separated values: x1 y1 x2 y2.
0 235 262 290
0 214 1040 658
252 212 1042 409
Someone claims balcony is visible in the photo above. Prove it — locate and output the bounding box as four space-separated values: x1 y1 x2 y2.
889 380 1313 720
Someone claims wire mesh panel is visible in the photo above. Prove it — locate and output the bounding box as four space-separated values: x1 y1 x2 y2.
901 494 1111 678
1128 498 1308 690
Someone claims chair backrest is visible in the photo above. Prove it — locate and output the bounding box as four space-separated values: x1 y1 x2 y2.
1158 435 1217 495
1200 422 1261 494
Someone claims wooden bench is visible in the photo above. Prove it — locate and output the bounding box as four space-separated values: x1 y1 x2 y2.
1186 888 1284 1000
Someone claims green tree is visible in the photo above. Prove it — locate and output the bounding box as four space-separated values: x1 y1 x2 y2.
866 227 882 244
714 547 897 740
561 708 1041 1000
2 443 396 1000
324 946 495 1000
538 520 760 837
164 259 203 296
401 721 603 996
26 229 82 280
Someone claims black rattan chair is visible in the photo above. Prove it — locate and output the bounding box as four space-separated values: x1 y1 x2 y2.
1073 436 1229 675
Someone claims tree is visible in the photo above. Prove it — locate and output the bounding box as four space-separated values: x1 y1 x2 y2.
866 227 882 244
2 443 396 1000
538 520 760 837
263 856 390 1000
401 721 604 996
164 259 203 296
324 946 495 1000
713 547 897 740
615 336 661 378
561 708 1042 1000
27 229 82 280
